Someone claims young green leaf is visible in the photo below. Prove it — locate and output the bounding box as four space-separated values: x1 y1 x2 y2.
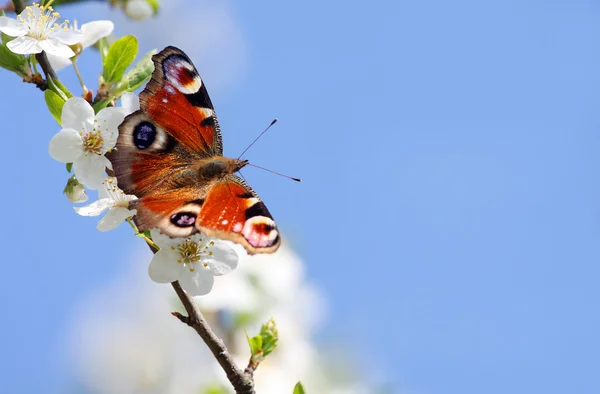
0 45 27 75
47 77 69 101
112 49 156 93
103 35 139 83
246 318 279 368
66 163 73 173
259 318 279 358
44 89 66 125
293 382 306 394
246 331 263 357
93 97 113 113
51 78 74 98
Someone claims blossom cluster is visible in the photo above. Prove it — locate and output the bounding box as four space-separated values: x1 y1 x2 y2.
0 2 237 297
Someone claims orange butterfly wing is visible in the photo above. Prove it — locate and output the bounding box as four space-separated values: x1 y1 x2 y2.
109 46 281 254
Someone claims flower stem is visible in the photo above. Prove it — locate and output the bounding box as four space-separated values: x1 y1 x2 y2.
30 54 39 75
71 58 87 93
126 217 159 251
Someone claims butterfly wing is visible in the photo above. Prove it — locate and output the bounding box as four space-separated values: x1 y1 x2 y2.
109 46 281 254
108 46 222 197
134 175 281 254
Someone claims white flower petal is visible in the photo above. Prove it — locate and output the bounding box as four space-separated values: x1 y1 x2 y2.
148 250 185 283
207 243 239 276
74 198 112 216
61 97 94 131
40 38 75 58
48 128 82 163
121 92 140 114
73 154 110 189
81 20 114 48
49 29 83 46
0 16 28 37
6 36 43 54
97 207 135 231
150 229 179 249
95 107 125 151
46 53 72 72
180 269 214 296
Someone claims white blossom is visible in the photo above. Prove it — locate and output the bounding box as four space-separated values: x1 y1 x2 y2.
48 20 114 71
149 230 239 296
75 177 137 231
0 3 82 57
48 97 126 189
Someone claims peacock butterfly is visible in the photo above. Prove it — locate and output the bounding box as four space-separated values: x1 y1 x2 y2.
107 46 280 254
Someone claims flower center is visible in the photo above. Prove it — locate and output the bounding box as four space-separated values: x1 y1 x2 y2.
175 238 215 271
82 130 105 155
18 3 70 40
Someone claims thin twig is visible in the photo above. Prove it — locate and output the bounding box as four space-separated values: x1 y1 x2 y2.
170 281 256 394
13 0 58 81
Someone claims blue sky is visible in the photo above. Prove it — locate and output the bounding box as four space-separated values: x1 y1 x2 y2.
2 0 600 393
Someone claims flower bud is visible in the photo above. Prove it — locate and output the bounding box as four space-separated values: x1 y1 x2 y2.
63 176 88 203
124 0 156 21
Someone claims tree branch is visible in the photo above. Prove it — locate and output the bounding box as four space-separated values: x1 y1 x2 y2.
13 0 58 81
170 281 256 394
10 0 254 391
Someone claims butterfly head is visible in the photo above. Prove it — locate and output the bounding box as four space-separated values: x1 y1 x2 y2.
197 157 248 181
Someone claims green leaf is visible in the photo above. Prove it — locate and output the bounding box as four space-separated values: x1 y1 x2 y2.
51 78 74 98
259 318 279 357
44 89 66 125
96 37 110 61
93 97 113 113
103 35 138 83
112 49 156 93
1 31 13 44
293 382 306 394
0 45 27 75
47 77 69 101
135 229 152 238
247 333 262 356
247 318 279 367
66 163 73 173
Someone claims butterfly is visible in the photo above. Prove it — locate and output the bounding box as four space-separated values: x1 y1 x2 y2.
107 46 280 254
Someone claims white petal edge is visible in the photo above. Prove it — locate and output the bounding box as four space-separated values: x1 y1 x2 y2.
48 128 82 163
61 97 95 131
207 243 239 276
150 229 180 249
0 16 28 37
97 207 135 231
74 198 112 216
180 269 215 296
46 53 72 72
81 21 114 48
73 154 110 190
121 92 140 114
148 250 185 283
49 29 83 46
6 36 43 54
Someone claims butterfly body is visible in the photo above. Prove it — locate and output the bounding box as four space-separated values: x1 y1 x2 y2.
108 47 280 254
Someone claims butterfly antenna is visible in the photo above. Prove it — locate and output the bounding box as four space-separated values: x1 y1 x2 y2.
247 163 302 182
237 118 278 159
